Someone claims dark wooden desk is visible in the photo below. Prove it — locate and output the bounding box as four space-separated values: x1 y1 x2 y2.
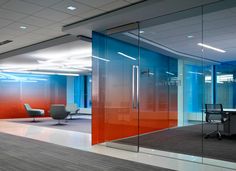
223 109 236 135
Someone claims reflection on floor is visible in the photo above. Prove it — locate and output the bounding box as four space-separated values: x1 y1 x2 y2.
117 124 236 163
10 116 91 134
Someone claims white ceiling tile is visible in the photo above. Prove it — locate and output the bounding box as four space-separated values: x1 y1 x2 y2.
16 33 50 41
75 0 115 8
23 0 63 7
31 28 64 37
78 9 104 19
20 16 54 27
0 0 8 5
0 27 27 37
60 16 82 25
51 0 94 16
99 0 130 11
0 34 15 42
46 23 64 31
33 8 72 22
0 18 14 28
2 0 43 14
6 22 39 32
0 8 27 21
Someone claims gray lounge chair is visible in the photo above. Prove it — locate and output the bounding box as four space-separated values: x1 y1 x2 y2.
50 104 69 125
24 104 44 122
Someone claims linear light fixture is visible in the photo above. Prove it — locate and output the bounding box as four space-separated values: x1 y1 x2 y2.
166 71 175 76
35 68 79 72
188 71 203 75
92 55 110 62
34 48 91 59
197 43 226 53
187 35 194 38
2 70 79 76
118 52 136 60
56 73 79 76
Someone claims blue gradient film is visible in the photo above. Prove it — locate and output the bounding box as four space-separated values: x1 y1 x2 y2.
184 65 204 113
184 64 213 113
215 63 236 108
86 75 92 108
74 75 92 108
0 72 67 118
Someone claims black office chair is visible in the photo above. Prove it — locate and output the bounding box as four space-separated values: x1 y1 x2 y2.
205 104 228 140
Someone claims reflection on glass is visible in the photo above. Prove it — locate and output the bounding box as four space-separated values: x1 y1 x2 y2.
92 0 236 167
92 30 140 151
137 6 204 162
203 0 236 167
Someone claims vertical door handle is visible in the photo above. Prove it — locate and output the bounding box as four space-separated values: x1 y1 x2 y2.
132 65 136 109
136 65 139 109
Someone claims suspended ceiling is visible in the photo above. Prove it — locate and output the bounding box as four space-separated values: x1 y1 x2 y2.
0 0 142 54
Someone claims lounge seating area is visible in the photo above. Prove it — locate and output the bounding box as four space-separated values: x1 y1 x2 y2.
23 103 92 125
16 103 92 133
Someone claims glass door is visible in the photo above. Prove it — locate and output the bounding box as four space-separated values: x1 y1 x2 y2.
202 1 236 169
137 7 204 162
91 23 140 151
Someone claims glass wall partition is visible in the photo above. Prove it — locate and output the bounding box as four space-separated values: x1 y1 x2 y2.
137 7 205 162
202 0 236 168
92 6 205 161
92 0 236 168
92 24 140 151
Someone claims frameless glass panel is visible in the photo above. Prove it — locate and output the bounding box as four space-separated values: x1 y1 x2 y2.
137 7 204 162
91 24 139 151
203 0 236 168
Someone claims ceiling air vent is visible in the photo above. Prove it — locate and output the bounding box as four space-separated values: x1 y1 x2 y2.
0 40 13 46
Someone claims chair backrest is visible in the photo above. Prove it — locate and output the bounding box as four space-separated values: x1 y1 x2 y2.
50 104 67 119
24 104 31 111
205 104 223 122
66 104 78 113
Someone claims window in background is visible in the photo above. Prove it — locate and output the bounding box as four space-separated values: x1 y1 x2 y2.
216 64 236 108
73 75 92 108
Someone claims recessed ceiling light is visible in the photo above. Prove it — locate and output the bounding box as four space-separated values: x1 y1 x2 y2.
67 6 77 10
139 30 144 34
20 26 27 29
187 35 194 38
197 43 226 53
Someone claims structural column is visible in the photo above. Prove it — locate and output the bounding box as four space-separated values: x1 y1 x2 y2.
178 59 184 126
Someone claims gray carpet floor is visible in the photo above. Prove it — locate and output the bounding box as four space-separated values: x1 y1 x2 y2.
117 124 236 163
12 118 91 133
0 133 172 171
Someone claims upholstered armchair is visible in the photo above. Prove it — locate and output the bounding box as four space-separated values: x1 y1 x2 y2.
24 104 44 122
